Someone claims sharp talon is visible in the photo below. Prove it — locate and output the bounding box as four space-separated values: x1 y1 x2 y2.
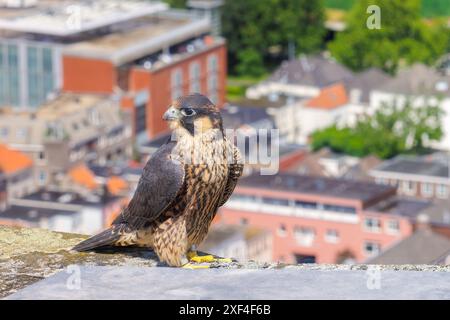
182 262 210 269
187 251 233 264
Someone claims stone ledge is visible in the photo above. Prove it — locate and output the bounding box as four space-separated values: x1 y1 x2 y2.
1 226 449 299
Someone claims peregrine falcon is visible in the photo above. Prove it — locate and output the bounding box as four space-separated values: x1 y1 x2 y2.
73 94 244 268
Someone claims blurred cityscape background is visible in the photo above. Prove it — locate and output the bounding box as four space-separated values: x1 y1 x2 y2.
0 0 449 266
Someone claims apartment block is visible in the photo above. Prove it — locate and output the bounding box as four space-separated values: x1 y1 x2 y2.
370 155 450 200
218 173 431 264
0 0 227 141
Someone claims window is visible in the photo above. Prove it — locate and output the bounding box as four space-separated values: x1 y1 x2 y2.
323 204 356 214
325 229 339 243
402 181 416 195
207 54 218 103
294 227 315 246
364 217 381 232
38 151 45 161
27 46 40 106
0 44 5 105
171 68 183 100
277 224 287 237
436 184 448 199
294 200 317 209
386 220 400 234
363 241 381 257
375 177 389 185
421 183 433 197
0 127 8 138
189 62 201 93
261 197 289 207
16 127 27 139
294 254 316 264
7 44 19 106
27 46 54 107
38 170 47 185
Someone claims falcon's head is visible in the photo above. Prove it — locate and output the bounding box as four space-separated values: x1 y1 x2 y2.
163 93 223 135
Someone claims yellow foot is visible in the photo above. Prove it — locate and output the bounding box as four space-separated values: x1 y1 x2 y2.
182 262 210 269
187 251 233 264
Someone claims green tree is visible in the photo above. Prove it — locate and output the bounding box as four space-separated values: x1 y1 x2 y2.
223 0 326 76
328 0 448 74
311 99 444 159
163 0 187 8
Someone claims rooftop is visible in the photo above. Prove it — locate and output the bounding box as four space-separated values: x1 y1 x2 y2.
371 156 450 180
0 144 33 175
366 197 431 218
63 12 214 66
305 83 349 109
0 0 168 37
221 104 275 130
376 64 450 97
237 173 396 204
267 54 354 88
369 229 450 265
17 188 122 208
0 93 127 147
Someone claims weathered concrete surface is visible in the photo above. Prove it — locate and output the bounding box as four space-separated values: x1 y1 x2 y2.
6 266 450 300
1 226 450 299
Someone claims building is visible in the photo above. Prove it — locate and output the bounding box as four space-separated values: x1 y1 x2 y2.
0 188 125 234
246 54 355 101
0 0 227 141
0 170 6 210
245 55 450 150
0 144 34 200
370 155 450 200
0 94 133 188
62 9 226 141
188 0 224 36
370 64 450 150
287 148 381 181
0 0 167 109
219 173 431 264
368 228 450 265
199 224 272 263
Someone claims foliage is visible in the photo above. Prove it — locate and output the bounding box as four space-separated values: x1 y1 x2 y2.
311 99 444 159
325 0 450 18
223 0 326 77
163 0 186 8
328 0 448 74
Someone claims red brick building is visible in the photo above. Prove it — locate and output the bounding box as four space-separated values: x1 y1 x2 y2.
218 173 429 264
62 12 226 140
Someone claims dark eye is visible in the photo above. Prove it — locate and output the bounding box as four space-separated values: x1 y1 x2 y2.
181 108 196 116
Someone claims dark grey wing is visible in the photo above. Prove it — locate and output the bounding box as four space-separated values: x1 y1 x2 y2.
113 141 184 229
218 143 244 207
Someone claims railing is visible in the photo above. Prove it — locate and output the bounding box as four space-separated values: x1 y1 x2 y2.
224 199 360 224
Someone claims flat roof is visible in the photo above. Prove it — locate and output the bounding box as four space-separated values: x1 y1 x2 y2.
0 0 168 37
34 94 112 121
63 14 212 65
22 189 121 207
373 156 449 179
367 197 431 218
0 205 76 223
238 173 396 203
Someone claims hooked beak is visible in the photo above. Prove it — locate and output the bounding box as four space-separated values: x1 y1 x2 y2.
163 106 181 121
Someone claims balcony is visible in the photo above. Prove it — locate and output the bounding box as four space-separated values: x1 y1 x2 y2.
1 226 449 299
225 199 360 224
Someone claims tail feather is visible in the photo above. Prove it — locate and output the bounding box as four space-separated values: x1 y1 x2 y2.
72 226 121 251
